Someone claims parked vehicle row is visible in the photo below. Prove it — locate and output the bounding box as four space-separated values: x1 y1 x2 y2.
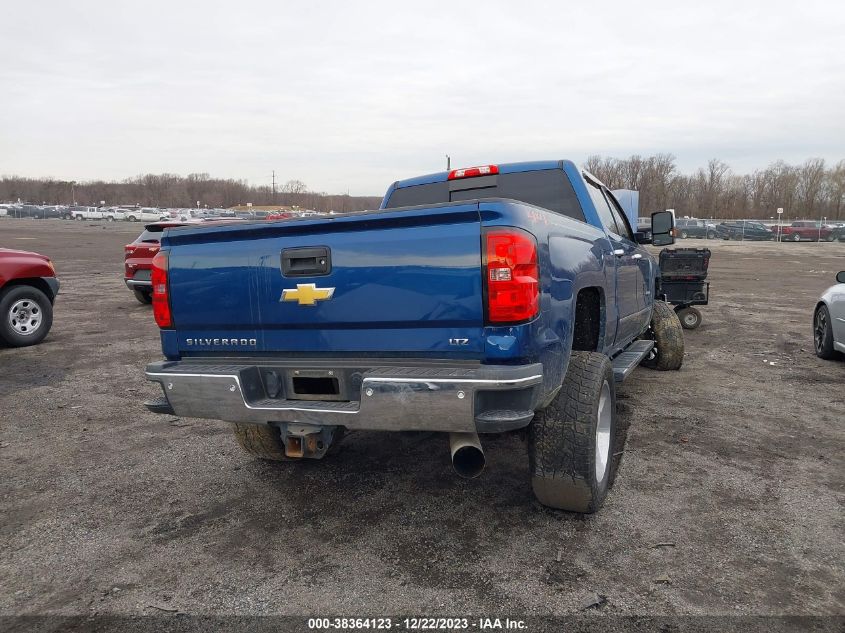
1 203 326 223
634 217 845 242
0 203 171 222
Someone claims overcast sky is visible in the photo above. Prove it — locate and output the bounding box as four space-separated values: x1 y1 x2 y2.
2 1 844 196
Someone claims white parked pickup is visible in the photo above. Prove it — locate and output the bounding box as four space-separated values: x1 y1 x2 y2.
124 208 169 222
63 206 127 221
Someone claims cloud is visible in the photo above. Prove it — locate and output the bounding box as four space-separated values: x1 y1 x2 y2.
1 0 843 195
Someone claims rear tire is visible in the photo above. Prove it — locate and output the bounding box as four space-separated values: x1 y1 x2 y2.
641 301 684 370
528 351 617 513
680 230 688 239
133 289 152 304
792 233 801 242
814 304 838 360
677 306 702 330
0 285 54 347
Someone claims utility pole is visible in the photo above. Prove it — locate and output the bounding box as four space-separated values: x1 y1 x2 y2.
446 155 451 170
272 170 276 204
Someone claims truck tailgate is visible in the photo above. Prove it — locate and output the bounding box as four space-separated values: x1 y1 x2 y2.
163 204 485 356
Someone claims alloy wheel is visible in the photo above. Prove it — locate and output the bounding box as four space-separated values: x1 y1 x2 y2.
595 381 612 483
814 309 827 353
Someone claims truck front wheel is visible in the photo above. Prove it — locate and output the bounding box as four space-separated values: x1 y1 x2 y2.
642 301 684 370
528 351 617 513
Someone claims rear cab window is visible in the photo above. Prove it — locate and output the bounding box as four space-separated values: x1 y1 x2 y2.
135 227 165 243
384 169 586 223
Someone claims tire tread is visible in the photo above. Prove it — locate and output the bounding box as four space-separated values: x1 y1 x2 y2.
232 423 291 461
528 351 616 513
642 301 684 370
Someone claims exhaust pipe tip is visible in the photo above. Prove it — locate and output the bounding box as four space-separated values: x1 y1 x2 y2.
452 445 486 478
449 432 486 479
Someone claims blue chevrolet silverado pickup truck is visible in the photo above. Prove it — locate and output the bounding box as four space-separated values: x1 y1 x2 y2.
144 160 683 513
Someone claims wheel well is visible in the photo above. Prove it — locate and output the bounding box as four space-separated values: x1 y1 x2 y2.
1 278 55 303
572 287 602 352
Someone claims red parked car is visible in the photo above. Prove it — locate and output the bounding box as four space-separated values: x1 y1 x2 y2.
124 222 189 303
778 221 832 242
0 248 59 347
125 220 241 303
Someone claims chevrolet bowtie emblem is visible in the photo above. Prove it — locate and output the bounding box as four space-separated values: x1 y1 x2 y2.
281 283 335 306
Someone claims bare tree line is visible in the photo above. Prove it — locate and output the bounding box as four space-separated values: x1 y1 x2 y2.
3 157 845 220
0 173 382 213
585 155 845 221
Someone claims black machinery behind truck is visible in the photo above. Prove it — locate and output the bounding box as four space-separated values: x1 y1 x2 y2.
658 247 710 330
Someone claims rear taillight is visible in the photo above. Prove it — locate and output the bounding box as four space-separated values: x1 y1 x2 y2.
151 251 172 328
485 228 539 323
448 164 499 180
124 245 136 256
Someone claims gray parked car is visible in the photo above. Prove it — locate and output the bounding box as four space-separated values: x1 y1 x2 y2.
814 271 845 359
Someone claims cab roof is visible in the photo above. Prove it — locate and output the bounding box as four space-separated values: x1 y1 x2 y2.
390 160 574 190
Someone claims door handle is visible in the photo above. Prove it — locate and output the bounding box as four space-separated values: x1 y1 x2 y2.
613 249 625 257
282 246 332 277
632 253 642 259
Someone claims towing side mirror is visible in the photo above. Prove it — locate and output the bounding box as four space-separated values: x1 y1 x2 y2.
651 211 675 246
837 271 845 284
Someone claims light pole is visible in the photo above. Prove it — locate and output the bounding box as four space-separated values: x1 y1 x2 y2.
70 181 76 205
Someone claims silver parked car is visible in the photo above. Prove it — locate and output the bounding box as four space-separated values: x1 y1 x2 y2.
814 271 845 359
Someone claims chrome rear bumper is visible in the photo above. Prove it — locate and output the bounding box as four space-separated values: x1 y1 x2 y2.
145 360 543 433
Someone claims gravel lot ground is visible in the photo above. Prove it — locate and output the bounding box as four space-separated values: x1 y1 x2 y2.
1 219 843 623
